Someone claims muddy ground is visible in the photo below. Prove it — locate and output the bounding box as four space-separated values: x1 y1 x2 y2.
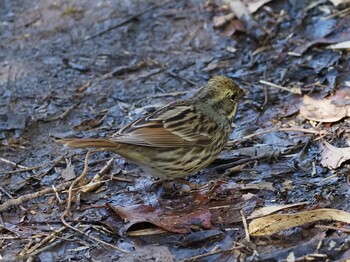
1 0 350 261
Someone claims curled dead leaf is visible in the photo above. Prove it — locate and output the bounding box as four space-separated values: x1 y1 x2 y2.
300 95 348 122
320 141 350 169
249 208 350 236
108 204 213 234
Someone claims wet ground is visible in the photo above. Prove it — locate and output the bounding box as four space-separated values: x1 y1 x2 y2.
1 0 350 261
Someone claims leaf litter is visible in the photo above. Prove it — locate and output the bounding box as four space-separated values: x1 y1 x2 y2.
1 0 350 261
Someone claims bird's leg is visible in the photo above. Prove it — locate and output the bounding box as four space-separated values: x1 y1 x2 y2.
173 178 200 190
147 178 164 192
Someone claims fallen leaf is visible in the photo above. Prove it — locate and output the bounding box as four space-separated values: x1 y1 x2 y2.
300 95 348 122
61 159 75 181
214 0 272 28
293 38 332 55
248 202 308 219
213 13 235 28
328 0 350 6
320 141 350 169
327 40 350 50
108 204 213 234
244 0 273 13
210 193 263 224
73 114 107 131
222 19 246 37
249 208 350 236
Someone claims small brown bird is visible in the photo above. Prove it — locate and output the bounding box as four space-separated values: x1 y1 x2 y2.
57 76 243 180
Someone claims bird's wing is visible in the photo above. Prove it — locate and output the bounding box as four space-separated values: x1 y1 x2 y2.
110 103 219 147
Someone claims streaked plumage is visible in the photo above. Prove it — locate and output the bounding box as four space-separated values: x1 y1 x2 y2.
57 76 243 180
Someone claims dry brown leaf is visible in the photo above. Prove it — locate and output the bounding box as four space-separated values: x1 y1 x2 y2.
300 95 348 122
320 141 350 169
108 204 213 234
249 208 350 236
222 19 246 37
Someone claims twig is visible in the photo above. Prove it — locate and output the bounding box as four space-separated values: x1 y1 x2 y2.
149 90 189 99
241 210 250 241
0 187 27 211
0 157 28 169
84 1 172 41
111 175 134 183
315 225 350 233
23 225 67 255
227 127 330 147
60 151 128 253
82 61 159 94
81 158 114 193
0 181 72 212
32 153 67 179
63 150 91 217
24 239 63 259
260 80 302 94
3 165 42 174
323 6 350 20
52 185 63 204
60 216 128 253
19 239 36 257
166 71 198 87
44 104 76 122
103 60 158 79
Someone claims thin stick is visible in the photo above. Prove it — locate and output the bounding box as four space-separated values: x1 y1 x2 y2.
260 80 302 94
0 181 72 212
81 158 114 193
3 166 42 174
84 1 171 41
63 150 91 217
52 185 63 204
240 210 250 241
60 151 128 253
24 239 65 259
227 127 329 147
24 226 67 254
315 225 350 233
323 6 350 20
60 216 128 253
0 157 28 169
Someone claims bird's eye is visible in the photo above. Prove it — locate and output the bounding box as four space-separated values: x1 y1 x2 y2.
230 94 236 101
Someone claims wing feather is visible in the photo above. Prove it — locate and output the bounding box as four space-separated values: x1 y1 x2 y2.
110 103 219 147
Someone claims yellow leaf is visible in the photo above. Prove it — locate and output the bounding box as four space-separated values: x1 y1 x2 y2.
249 208 350 236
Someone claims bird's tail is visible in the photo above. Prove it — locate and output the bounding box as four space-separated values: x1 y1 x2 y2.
56 138 119 149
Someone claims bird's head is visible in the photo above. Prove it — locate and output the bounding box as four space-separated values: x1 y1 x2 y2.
196 76 244 120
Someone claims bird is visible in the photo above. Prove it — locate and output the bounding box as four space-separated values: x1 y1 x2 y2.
57 76 243 181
